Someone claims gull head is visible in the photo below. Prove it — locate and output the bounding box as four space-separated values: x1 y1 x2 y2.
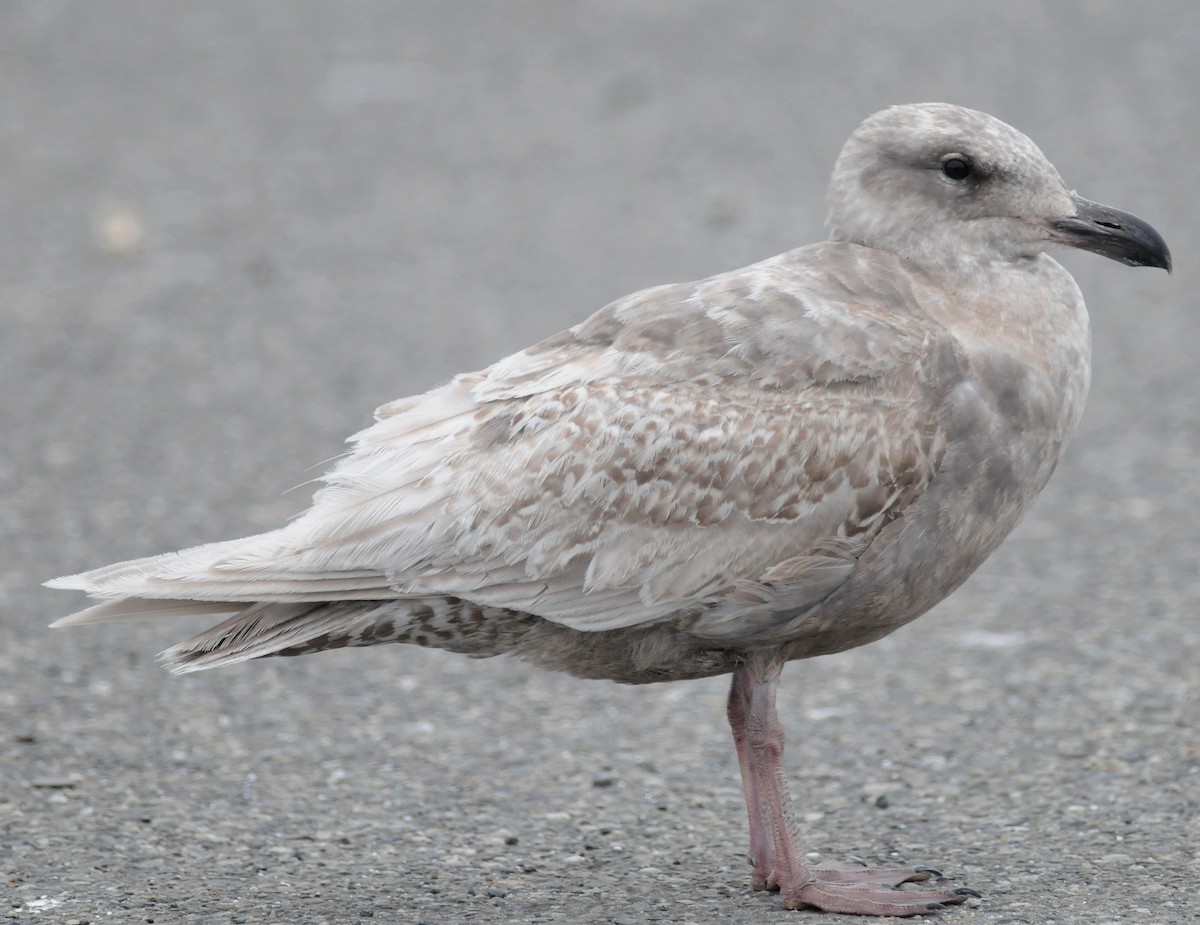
826 102 1170 274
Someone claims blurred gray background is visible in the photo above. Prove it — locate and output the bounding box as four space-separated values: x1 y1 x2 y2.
3 3 1196 923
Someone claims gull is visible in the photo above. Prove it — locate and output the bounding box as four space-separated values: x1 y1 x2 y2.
49 103 1170 916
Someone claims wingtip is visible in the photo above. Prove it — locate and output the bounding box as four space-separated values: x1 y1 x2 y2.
44 574 83 591
48 607 116 629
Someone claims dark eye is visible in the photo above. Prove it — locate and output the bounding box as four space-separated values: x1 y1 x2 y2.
941 156 973 181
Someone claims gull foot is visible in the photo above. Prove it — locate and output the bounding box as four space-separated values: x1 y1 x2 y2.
779 866 979 916
811 862 937 886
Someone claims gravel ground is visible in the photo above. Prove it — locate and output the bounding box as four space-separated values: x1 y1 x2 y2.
3 3 1197 923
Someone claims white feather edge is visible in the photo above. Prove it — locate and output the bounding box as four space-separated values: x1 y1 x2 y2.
49 597 239 627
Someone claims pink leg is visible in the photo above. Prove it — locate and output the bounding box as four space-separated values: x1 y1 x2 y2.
726 666 980 916
727 667 776 890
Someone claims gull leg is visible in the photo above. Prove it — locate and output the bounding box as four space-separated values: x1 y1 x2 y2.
727 666 979 916
727 666 776 889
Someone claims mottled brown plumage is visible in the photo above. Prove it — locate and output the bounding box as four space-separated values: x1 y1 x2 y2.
49 104 1170 915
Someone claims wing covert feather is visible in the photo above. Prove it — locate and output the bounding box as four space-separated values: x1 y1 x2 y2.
240 246 950 629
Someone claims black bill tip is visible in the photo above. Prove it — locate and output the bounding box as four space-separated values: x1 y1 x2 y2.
1050 196 1172 273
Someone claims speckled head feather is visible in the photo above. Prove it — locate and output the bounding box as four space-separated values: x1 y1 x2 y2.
827 103 1076 271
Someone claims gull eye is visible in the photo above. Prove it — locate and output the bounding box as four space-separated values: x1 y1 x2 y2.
941 155 973 181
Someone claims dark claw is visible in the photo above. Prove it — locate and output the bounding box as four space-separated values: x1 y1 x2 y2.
913 866 944 877
952 888 983 898
924 902 946 911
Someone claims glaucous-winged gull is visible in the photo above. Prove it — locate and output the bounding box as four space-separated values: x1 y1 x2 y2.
49 103 1170 915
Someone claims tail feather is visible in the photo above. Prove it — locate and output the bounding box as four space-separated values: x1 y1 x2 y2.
50 534 531 674
159 599 482 671
159 595 539 674
159 601 322 673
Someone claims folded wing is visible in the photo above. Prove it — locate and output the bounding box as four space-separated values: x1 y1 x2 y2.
51 244 950 637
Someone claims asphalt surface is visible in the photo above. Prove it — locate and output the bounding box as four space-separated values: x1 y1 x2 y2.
3 3 1197 924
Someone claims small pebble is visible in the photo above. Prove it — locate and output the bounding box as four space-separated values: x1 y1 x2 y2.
94 204 145 256
31 776 81 789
